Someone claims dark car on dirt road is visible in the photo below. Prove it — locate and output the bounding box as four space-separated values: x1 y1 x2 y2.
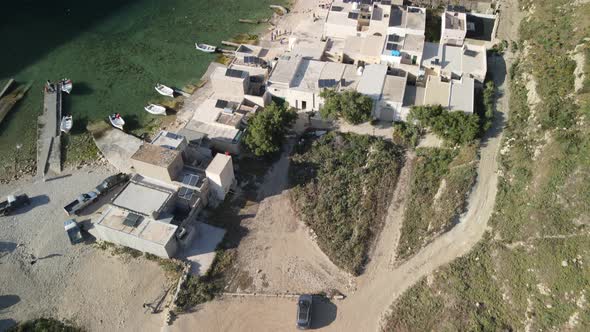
0 194 31 216
296 294 313 329
95 173 129 195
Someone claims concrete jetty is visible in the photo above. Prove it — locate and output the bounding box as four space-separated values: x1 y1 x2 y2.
37 81 63 179
0 78 14 98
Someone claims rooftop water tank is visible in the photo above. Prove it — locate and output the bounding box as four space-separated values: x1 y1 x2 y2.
356 66 364 76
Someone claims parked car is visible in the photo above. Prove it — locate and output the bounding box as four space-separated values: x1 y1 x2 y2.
95 173 129 195
64 219 83 245
296 294 313 330
0 194 31 216
63 191 98 216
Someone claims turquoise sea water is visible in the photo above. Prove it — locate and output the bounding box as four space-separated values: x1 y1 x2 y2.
0 0 281 172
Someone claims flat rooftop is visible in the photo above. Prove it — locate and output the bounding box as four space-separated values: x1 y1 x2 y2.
382 74 408 104
97 205 177 246
151 131 185 150
445 11 466 31
389 6 426 31
357 64 388 100
113 181 174 216
131 144 180 168
344 35 385 58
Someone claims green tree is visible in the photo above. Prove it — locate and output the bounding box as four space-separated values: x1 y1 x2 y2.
319 90 373 125
243 102 297 156
408 105 480 145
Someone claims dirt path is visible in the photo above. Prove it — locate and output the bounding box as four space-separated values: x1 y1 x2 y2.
170 1 518 330
169 51 511 331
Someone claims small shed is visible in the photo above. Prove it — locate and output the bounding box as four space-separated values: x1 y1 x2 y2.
205 153 235 201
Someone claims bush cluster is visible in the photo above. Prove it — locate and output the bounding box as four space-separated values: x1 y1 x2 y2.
408 105 480 145
243 101 297 156
319 90 373 125
289 132 402 275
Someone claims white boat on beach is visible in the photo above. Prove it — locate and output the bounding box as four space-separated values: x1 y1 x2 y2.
195 43 217 53
60 78 73 94
108 113 125 130
144 104 167 115
60 115 73 133
155 83 174 97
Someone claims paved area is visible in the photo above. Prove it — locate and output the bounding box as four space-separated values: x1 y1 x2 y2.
178 222 226 276
93 128 142 172
0 166 170 331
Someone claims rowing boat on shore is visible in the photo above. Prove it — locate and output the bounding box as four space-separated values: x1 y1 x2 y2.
155 83 174 97
108 113 125 130
195 43 217 53
60 115 73 133
60 78 73 94
144 104 167 115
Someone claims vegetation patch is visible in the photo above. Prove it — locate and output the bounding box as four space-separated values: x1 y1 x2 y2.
392 121 423 148
396 145 478 260
7 318 82 332
408 105 480 145
289 132 402 275
319 90 373 125
384 0 590 330
61 133 100 168
175 249 235 309
243 101 297 156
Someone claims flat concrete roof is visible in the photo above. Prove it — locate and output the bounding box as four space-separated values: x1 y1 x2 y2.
357 64 388 100
444 11 467 31
97 205 177 246
151 130 185 150
424 76 451 107
421 42 487 79
389 5 425 31
449 77 475 113
402 34 425 54
269 56 302 86
113 182 173 216
206 153 232 176
382 74 408 104
292 59 324 92
236 44 266 57
131 144 180 168
344 35 385 58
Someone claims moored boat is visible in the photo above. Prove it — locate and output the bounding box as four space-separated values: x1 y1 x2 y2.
108 113 125 130
195 43 217 53
60 79 73 94
155 83 174 97
144 104 167 115
60 115 73 133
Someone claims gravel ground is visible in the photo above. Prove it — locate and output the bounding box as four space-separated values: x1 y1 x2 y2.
0 165 170 331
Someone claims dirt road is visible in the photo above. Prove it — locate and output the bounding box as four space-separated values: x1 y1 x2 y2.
170 51 508 331
0 167 170 331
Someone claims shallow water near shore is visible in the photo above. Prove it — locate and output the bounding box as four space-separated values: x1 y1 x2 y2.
0 0 282 175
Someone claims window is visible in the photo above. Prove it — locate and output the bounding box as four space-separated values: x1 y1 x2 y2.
302 101 307 110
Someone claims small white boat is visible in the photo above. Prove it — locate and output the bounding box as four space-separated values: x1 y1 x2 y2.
144 104 167 115
108 113 125 130
60 78 73 94
155 83 174 97
195 43 217 53
60 115 73 133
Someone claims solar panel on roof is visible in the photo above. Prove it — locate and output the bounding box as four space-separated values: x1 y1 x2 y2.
388 34 400 42
182 174 200 187
165 132 180 140
123 213 142 227
215 99 229 109
225 68 245 78
318 79 337 88
348 12 359 19
385 43 399 51
178 187 194 201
